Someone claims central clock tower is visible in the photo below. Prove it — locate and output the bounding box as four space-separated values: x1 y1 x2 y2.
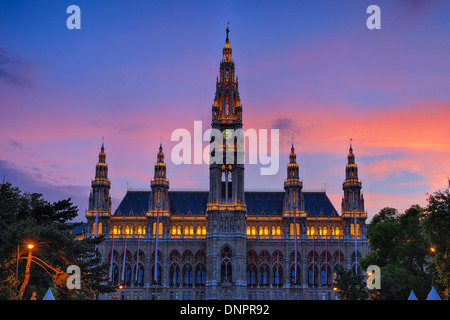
206 27 247 299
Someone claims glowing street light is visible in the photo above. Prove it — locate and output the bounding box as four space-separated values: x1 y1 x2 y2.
18 242 36 298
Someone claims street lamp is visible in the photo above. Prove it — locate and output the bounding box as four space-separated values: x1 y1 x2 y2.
18 243 36 298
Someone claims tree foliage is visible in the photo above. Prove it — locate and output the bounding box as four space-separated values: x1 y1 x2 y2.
422 189 450 299
0 182 114 300
359 203 438 299
333 265 368 300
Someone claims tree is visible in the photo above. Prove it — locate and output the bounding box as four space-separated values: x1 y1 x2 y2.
333 265 368 300
359 205 432 299
423 189 450 300
0 182 115 299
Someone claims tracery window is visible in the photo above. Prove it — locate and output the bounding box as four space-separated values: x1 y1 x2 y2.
220 246 232 282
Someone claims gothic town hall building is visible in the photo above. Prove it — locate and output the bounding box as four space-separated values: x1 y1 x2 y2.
85 29 369 300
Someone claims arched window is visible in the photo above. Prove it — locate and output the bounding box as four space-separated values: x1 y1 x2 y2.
335 226 340 236
260 265 269 285
272 264 282 285
125 265 132 286
153 222 163 238
152 264 161 284
112 265 119 285
183 264 193 286
291 264 301 285
247 264 257 286
308 265 318 286
220 246 232 282
196 264 206 286
137 265 144 287
170 264 180 286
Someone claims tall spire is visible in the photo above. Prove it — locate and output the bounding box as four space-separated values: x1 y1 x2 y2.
157 142 164 164
87 141 112 223
342 142 364 214
284 144 303 212
348 138 355 165
151 143 169 211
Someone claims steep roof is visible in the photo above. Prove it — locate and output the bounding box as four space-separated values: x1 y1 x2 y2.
113 190 339 217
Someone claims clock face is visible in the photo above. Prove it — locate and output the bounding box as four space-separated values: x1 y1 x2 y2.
222 129 232 140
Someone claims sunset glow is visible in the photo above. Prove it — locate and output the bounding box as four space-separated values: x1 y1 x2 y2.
1 0 449 222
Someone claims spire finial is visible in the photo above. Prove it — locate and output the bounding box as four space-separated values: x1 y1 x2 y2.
226 22 230 41
102 136 105 149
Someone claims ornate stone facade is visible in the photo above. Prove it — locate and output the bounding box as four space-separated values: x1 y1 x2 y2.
85 29 369 300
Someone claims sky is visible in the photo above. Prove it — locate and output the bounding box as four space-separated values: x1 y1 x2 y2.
0 0 449 222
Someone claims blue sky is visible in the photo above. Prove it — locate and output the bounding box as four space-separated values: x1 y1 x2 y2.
1 0 449 221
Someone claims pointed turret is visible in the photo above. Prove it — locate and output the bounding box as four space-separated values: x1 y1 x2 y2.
341 141 366 239
151 143 169 210
284 144 303 211
87 142 112 236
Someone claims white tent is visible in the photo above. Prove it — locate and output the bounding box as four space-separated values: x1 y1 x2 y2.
42 288 55 300
426 286 441 300
407 290 417 300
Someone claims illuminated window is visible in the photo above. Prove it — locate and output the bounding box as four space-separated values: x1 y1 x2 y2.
264 226 269 236
247 226 251 236
251 226 256 236
293 190 296 204
158 189 161 203
335 226 340 236
202 226 206 236
323 226 327 236
113 226 119 235
98 222 102 235
350 223 355 236
311 226 316 236
153 222 163 238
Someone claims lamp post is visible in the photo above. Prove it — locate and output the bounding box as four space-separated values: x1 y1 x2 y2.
18 243 35 298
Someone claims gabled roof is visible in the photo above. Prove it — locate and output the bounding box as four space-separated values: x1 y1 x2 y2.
304 191 339 217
